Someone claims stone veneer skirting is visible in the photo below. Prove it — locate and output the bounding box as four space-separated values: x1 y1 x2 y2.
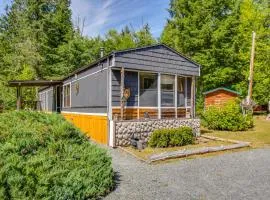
114 118 200 146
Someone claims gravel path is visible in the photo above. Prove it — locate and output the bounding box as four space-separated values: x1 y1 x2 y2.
104 148 270 200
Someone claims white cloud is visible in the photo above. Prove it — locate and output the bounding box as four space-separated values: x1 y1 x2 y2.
71 0 115 37
70 0 169 38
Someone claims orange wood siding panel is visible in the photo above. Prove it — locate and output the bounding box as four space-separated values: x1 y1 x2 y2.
112 108 159 120
62 113 108 145
139 108 158 119
177 108 186 118
205 90 238 108
161 108 175 119
112 108 138 120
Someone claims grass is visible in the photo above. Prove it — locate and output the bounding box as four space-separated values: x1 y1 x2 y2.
123 116 270 162
202 116 270 148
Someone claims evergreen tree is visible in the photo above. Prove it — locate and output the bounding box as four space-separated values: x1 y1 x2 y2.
0 0 74 108
0 0 157 109
161 0 270 104
134 24 156 47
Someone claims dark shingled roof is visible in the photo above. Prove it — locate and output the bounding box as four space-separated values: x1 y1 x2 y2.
62 43 201 81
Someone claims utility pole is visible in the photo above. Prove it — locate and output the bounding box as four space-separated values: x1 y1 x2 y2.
247 31 256 106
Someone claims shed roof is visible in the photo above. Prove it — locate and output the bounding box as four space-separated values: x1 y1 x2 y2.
203 87 240 95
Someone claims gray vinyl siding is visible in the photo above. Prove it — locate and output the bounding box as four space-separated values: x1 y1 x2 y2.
62 67 108 113
63 61 108 85
114 45 200 76
111 70 121 106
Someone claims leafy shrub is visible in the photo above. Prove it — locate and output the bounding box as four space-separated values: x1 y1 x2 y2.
202 101 254 131
148 126 194 148
0 111 113 199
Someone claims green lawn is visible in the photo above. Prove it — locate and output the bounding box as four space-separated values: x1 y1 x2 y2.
202 116 270 148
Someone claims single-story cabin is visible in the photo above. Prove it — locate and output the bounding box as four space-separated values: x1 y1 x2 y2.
203 87 240 109
13 44 201 146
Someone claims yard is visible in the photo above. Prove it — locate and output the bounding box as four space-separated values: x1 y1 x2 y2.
203 116 270 148
123 116 270 162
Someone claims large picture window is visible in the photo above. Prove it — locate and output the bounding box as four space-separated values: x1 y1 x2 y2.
139 73 158 106
161 75 175 107
63 84 71 107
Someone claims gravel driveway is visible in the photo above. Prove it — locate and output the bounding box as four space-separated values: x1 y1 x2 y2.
104 148 270 200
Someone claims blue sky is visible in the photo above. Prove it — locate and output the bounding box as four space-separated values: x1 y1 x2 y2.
0 0 170 38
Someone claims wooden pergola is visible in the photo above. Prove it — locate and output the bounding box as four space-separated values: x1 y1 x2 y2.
8 80 62 110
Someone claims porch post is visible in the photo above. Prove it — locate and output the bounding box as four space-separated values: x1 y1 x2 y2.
185 77 188 117
158 73 161 119
191 76 195 118
175 75 177 118
137 71 140 119
16 86 22 110
120 67 125 120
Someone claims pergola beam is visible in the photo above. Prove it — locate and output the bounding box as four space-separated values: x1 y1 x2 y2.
9 80 62 87
9 79 62 111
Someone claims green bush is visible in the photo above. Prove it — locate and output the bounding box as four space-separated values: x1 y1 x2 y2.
0 111 113 199
148 126 194 148
202 101 254 131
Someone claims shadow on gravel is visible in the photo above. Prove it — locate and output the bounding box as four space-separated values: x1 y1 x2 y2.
112 171 122 192
99 171 122 200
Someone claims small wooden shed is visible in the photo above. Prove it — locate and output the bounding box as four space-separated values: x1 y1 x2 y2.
203 87 240 108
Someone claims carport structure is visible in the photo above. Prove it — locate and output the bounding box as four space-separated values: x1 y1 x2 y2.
8 80 62 110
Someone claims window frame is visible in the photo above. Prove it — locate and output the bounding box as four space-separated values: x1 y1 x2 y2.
63 83 71 108
140 73 157 91
161 74 175 107
139 72 158 107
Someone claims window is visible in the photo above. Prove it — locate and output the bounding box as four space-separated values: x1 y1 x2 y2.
140 73 157 90
140 73 158 106
39 92 47 111
161 75 175 107
161 75 174 91
63 84 71 107
177 77 185 107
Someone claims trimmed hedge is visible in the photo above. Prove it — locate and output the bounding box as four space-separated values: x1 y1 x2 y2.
0 111 113 199
148 126 194 148
202 101 254 131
